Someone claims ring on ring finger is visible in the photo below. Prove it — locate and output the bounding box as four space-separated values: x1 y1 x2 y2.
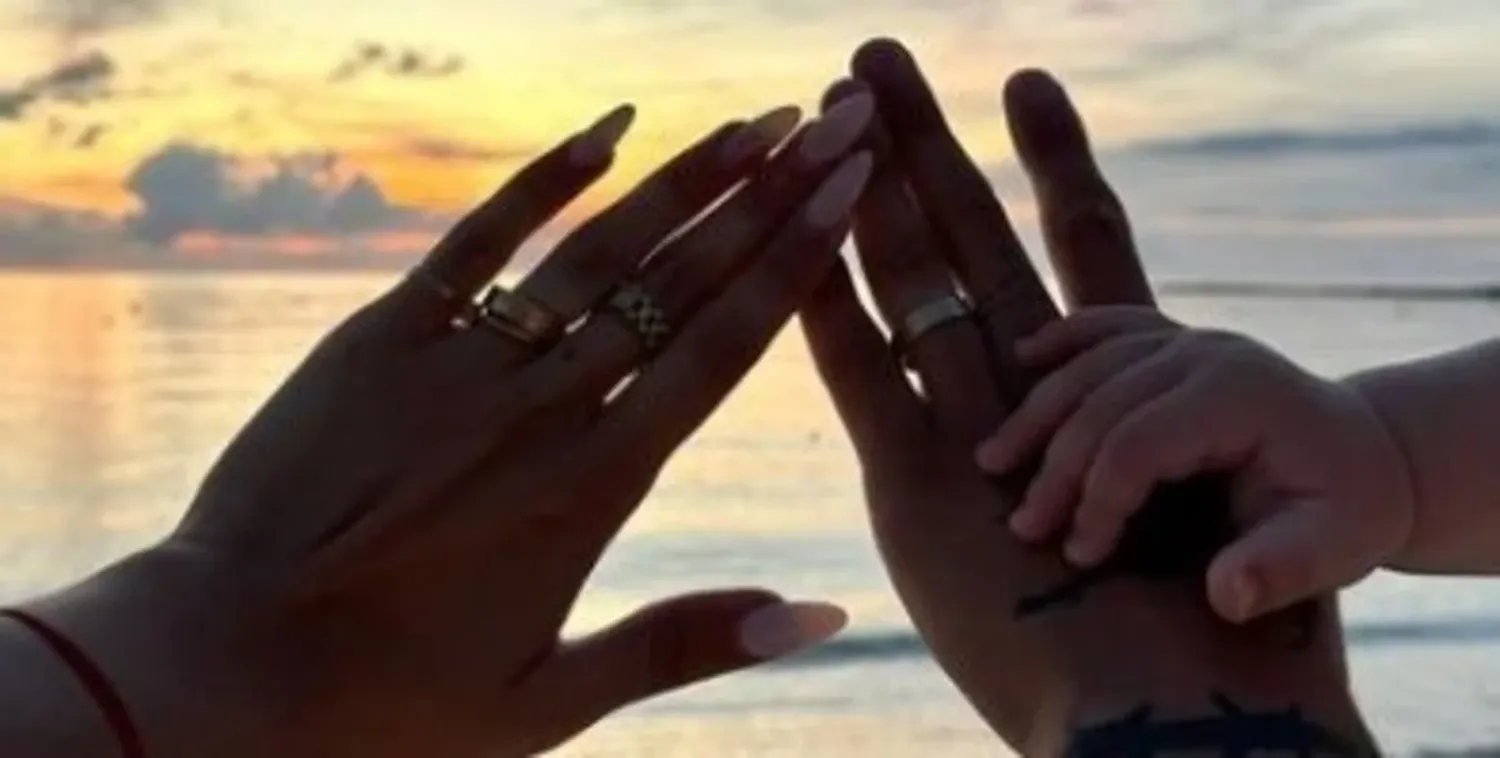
890 294 973 370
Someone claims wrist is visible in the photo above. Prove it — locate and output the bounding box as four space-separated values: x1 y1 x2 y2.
1054 688 1375 757
0 614 127 757
1342 370 1427 569
1025 584 1372 756
18 543 288 758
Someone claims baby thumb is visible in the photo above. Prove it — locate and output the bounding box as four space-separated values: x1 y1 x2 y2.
1206 498 1380 623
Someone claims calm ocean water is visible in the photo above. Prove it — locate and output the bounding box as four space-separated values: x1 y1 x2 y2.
5 259 1500 755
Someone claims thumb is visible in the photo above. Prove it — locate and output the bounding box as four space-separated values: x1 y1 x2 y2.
519 590 846 744
1206 499 1379 623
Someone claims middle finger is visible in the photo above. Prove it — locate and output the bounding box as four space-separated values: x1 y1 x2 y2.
853 39 1061 359
824 84 1002 447
432 107 802 377
511 92 877 411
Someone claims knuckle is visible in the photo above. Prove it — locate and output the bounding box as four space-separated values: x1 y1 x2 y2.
1095 423 1154 478
681 317 763 381
1042 429 1094 479
1084 453 1139 511
1052 179 1127 227
1028 374 1082 417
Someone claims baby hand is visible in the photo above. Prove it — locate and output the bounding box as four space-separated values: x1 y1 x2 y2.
975 306 1416 622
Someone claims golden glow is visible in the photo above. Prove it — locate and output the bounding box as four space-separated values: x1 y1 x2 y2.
4 0 1500 262
0 8 1030 238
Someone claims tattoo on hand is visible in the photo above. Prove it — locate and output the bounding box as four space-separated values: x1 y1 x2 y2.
1010 473 1319 648
1065 692 1376 757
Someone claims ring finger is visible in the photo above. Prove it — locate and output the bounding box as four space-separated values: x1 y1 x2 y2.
827 85 1000 447
508 91 877 414
440 105 804 374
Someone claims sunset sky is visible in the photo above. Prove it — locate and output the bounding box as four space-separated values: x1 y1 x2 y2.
2 0 1499 267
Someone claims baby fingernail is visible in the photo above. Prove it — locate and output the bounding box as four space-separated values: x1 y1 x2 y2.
569 103 636 166
975 440 1012 471
798 92 875 165
720 105 802 165
737 600 848 660
1229 571 1261 622
1064 537 1100 566
804 151 873 228
1008 508 1042 539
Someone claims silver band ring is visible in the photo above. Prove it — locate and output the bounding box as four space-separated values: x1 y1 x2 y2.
891 294 971 366
477 285 565 346
604 282 672 354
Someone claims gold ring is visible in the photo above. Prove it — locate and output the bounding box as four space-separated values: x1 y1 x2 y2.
890 294 971 366
477 285 565 346
603 281 672 355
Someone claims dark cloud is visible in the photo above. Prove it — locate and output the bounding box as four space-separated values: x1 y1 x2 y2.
329 43 464 82
1128 121 1500 159
0 91 40 121
123 142 416 243
0 51 117 122
31 0 169 40
44 116 110 148
74 123 109 148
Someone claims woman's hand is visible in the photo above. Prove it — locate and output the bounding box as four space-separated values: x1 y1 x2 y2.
19 96 874 758
802 40 1372 753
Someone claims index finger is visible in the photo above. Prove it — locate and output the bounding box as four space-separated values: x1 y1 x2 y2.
382 104 634 334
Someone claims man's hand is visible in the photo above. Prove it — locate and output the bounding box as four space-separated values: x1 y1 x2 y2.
801 38 1376 754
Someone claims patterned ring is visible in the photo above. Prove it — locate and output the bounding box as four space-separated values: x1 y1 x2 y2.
476 285 565 346
890 294 972 369
604 281 672 355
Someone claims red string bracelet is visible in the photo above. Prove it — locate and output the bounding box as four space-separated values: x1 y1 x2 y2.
1 608 147 758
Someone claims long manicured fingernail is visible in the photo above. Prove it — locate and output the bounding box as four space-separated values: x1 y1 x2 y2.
804 152 873 228
569 104 636 166
798 92 875 165
720 105 802 165
737 600 848 660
